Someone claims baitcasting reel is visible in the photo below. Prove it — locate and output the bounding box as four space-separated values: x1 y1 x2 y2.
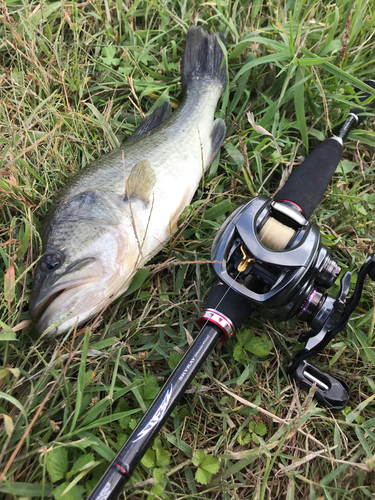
202 195 375 409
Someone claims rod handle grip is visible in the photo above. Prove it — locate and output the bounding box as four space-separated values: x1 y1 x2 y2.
274 138 343 220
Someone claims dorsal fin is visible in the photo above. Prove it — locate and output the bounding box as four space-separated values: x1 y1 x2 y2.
125 160 156 205
129 100 172 140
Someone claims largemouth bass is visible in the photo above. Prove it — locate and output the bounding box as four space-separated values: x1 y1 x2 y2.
29 26 227 336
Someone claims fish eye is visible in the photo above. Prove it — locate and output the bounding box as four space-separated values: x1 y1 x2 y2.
40 253 62 272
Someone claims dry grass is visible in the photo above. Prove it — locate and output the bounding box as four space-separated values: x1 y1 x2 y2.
1 1 375 499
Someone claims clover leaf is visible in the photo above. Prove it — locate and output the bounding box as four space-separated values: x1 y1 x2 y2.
192 450 220 484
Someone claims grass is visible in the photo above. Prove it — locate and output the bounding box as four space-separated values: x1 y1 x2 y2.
0 0 375 499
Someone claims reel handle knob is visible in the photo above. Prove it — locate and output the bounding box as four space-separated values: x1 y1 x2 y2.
290 359 350 410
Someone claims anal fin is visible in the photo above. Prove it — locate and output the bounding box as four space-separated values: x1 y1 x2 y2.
125 160 156 205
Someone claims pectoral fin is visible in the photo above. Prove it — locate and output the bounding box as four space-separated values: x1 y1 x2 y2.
125 160 156 205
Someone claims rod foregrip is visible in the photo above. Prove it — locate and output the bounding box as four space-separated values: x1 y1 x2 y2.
274 138 343 220
203 283 253 331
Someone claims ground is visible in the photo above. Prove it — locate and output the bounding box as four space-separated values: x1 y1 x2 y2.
0 1 375 499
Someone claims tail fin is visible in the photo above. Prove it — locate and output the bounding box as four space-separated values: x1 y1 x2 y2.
182 26 226 91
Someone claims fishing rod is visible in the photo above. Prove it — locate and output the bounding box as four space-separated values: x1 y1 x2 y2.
88 81 375 500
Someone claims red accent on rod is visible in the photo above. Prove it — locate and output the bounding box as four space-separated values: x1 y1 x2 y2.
198 317 228 342
114 463 129 476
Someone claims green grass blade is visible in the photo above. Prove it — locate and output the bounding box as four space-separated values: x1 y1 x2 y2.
70 329 90 433
0 482 53 497
294 65 308 151
73 409 140 435
85 103 120 149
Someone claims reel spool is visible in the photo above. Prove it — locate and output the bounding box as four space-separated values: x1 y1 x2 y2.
258 217 295 251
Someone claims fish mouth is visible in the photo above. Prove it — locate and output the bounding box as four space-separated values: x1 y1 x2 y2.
30 256 105 336
31 279 96 325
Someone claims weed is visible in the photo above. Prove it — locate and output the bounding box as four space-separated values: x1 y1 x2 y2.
0 1 375 499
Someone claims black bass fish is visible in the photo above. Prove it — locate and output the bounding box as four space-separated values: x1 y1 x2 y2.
29 26 227 336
